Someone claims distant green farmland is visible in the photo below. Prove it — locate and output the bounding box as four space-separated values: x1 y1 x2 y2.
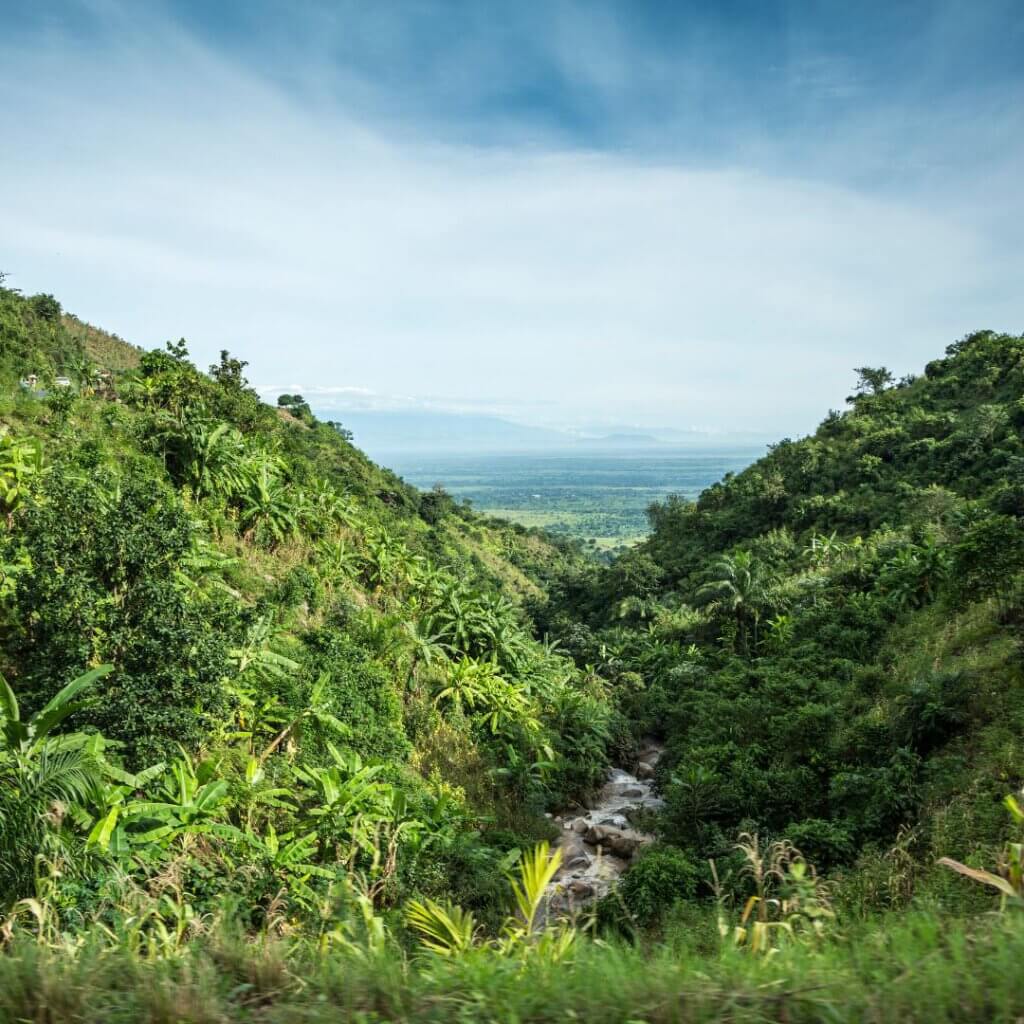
385 448 762 553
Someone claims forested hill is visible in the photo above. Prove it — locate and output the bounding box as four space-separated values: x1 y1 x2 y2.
0 282 620 926
642 334 1024 585
541 329 1024 911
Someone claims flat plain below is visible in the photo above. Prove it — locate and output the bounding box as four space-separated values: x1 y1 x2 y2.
382 448 763 551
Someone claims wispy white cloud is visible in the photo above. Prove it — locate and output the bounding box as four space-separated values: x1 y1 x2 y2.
1 1 1021 436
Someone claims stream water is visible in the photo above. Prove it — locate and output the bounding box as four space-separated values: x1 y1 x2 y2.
544 739 664 915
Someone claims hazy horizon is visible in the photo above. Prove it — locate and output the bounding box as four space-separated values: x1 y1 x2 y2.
321 407 775 459
3 1 1022 437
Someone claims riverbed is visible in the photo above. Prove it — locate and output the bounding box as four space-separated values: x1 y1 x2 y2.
544 740 664 915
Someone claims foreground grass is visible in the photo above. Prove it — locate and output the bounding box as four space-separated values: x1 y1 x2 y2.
2 911 1023 1023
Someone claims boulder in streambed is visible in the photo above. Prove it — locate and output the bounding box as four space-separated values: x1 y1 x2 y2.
608 834 641 858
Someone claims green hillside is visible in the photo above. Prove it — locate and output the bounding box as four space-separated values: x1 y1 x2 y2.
2 283 1024 1021
541 331 1024 914
0 282 611 916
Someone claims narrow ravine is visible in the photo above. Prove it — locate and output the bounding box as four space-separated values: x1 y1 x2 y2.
544 739 664 915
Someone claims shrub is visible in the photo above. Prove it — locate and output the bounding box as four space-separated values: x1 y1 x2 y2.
29 293 62 322
616 846 701 926
301 630 410 763
784 819 855 869
11 468 238 765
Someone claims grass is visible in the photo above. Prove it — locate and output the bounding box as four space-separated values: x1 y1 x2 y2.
2 910 1024 1022
61 313 144 372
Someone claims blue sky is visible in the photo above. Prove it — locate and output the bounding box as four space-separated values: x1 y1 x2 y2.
2 1 1022 436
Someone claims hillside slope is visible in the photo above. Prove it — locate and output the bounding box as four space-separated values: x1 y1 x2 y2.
0 282 616 928
542 332 1024 915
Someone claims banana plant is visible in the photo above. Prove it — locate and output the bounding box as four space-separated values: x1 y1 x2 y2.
124 750 241 846
296 744 391 860
0 665 112 763
81 745 167 856
0 432 45 523
246 823 337 912
238 456 298 547
173 538 240 603
488 742 556 796
432 657 493 714
229 612 301 682
301 481 357 537
226 613 301 755
236 755 296 832
258 671 351 763
315 538 361 594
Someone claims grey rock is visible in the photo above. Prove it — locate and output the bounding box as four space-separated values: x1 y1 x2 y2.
609 834 640 858
568 881 595 899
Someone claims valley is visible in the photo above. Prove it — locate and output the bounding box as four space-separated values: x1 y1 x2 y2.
2 285 1023 1021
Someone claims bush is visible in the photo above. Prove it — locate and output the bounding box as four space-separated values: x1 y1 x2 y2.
29 293 62 322
10 468 239 765
784 818 855 869
616 846 701 927
301 629 410 762
952 515 1024 607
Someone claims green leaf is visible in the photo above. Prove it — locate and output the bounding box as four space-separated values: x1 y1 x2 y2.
30 699 92 748
1005 794 1024 825
313 711 352 736
245 756 264 786
87 807 120 851
34 664 113 737
194 779 229 812
0 671 20 725
405 898 476 956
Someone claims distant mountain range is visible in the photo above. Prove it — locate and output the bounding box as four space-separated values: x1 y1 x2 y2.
316 410 768 458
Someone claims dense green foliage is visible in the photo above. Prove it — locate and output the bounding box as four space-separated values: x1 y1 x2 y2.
0 282 617 932
541 331 1024 917
2 281 1024 1019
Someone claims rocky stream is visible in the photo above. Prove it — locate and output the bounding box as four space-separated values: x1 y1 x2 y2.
544 739 664 916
